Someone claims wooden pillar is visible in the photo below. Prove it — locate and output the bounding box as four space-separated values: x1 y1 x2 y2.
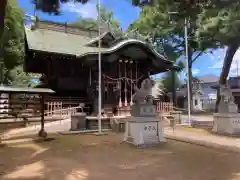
172 71 176 107
101 73 104 109
92 72 104 115
38 93 47 138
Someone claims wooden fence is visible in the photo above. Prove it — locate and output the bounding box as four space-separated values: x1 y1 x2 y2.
45 100 174 117
44 105 83 118
156 101 173 114
45 101 84 117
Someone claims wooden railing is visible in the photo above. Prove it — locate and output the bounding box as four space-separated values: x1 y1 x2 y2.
44 105 83 118
115 101 174 117
117 105 131 117
46 100 85 114
46 96 88 106
156 101 173 114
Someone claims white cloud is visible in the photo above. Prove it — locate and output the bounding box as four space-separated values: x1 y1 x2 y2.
62 1 98 19
209 48 240 77
192 68 200 75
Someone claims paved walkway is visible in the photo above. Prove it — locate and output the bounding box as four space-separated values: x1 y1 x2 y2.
1 118 71 139
181 114 213 124
2 116 240 153
165 127 240 153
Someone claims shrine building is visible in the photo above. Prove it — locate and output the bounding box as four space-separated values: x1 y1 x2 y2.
24 19 178 115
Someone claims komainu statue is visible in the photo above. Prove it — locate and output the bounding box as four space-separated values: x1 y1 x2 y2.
218 84 238 113
133 76 155 104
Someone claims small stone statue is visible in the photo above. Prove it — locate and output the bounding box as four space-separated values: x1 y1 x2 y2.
218 84 238 113
132 76 155 104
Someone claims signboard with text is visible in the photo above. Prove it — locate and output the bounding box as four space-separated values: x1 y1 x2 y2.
142 122 158 137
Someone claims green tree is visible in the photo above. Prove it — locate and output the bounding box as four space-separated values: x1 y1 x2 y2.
32 0 149 15
128 0 217 110
72 5 122 35
0 0 215 57
8 65 40 87
196 1 240 112
161 72 182 93
0 0 7 40
1 0 25 84
150 34 185 102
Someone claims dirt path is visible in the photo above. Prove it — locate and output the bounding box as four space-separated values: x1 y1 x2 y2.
1 133 240 180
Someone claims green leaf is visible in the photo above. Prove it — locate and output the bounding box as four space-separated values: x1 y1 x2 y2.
1 0 25 83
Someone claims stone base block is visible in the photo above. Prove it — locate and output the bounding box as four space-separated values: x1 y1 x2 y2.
213 113 240 135
124 117 166 146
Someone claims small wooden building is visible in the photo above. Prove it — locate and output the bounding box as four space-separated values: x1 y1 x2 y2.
170 78 203 111
24 20 177 114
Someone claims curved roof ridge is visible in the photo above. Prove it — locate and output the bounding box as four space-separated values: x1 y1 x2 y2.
79 38 168 61
84 31 115 46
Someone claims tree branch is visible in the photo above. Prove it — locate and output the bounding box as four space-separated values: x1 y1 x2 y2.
173 42 184 50
191 51 203 64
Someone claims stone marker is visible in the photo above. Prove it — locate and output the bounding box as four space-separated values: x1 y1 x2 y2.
70 113 86 131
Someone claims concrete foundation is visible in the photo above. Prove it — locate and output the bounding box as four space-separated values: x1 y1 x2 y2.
213 113 240 135
124 117 165 146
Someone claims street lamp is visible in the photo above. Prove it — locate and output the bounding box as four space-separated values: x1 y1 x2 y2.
168 12 191 126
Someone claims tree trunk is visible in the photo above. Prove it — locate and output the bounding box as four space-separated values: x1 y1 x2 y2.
188 48 193 112
215 44 239 112
171 71 176 106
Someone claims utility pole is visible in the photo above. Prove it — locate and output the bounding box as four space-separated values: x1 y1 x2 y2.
184 17 191 126
97 0 102 134
168 12 191 126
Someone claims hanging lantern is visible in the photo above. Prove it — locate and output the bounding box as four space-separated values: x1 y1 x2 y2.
130 60 133 106
117 81 120 89
118 60 122 107
104 86 108 91
124 60 128 106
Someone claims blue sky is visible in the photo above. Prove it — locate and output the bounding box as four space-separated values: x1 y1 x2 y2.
18 0 240 78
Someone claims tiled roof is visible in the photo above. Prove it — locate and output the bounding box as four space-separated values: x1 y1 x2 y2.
0 86 54 93
25 20 178 73
25 27 101 55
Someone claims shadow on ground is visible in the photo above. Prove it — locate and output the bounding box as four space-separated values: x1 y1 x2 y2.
1 133 240 180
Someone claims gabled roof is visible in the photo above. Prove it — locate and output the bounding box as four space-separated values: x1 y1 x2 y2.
25 26 96 55
84 31 115 47
25 21 169 60
25 20 178 72
77 39 168 61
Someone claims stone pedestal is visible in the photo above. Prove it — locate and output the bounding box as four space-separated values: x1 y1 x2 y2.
213 113 240 135
124 103 165 146
70 113 86 131
124 117 165 146
111 116 127 132
86 116 111 130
